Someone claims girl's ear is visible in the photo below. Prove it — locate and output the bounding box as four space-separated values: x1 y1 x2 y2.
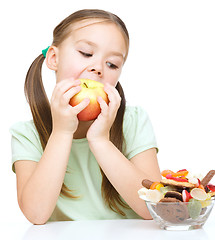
46 46 58 71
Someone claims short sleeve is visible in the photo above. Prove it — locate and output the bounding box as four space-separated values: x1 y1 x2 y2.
9 121 43 172
123 106 158 160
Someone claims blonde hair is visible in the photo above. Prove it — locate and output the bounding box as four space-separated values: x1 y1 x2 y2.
24 9 130 216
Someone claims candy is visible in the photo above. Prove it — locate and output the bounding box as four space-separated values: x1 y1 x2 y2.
208 191 215 197
161 170 175 177
200 194 212 208
177 169 188 172
190 188 207 201
150 182 160 190
187 177 199 185
155 183 164 191
139 169 215 224
198 184 205 190
161 179 195 188
146 189 163 202
165 174 188 182
142 179 154 189
159 186 177 194
161 169 189 178
172 170 189 177
138 187 148 201
201 170 215 187
182 190 191 202
207 184 215 192
165 191 183 201
140 169 214 208
138 188 163 202
188 198 202 219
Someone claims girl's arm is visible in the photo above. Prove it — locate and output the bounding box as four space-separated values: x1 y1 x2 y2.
15 132 73 224
87 83 161 219
88 141 161 219
15 79 89 225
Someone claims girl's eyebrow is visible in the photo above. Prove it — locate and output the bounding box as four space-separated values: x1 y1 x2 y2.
109 51 125 59
76 39 125 59
75 39 97 47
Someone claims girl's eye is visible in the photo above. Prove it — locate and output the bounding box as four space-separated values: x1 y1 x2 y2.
106 62 118 70
79 51 93 57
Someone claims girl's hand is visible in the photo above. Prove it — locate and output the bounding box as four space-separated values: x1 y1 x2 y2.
86 83 121 143
51 78 90 135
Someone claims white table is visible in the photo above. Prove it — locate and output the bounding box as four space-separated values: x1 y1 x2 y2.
3 214 215 240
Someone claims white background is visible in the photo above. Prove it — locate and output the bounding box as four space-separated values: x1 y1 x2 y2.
0 0 215 224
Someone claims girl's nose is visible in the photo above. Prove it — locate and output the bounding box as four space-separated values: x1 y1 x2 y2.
88 61 103 77
90 68 102 76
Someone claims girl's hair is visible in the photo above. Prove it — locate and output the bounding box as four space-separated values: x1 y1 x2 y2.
24 9 130 216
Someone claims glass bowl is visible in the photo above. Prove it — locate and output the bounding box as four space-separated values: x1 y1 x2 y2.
145 199 215 230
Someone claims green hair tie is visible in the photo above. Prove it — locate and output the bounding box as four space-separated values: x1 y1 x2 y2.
42 46 50 58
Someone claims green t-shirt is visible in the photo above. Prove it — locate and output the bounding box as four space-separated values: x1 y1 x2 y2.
10 106 158 221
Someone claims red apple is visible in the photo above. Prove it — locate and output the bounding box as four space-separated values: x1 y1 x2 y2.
69 79 109 121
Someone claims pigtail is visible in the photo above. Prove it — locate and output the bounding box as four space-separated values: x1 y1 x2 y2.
100 82 130 216
24 54 52 150
25 54 79 199
110 81 126 151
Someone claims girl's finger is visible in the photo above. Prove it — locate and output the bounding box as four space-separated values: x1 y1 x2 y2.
104 83 121 101
104 83 121 111
60 85 81 105
72 98 90 115
97 96 109 116
52 78 81 101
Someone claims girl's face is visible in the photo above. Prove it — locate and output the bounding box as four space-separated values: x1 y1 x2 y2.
53 19 127 86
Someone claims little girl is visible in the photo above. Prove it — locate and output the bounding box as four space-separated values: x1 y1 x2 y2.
10 9 161 224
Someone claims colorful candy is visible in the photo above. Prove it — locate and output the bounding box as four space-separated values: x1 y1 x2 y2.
138 169 215 220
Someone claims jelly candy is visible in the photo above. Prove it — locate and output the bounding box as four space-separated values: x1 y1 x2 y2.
188 198 202 219
190 188 207 201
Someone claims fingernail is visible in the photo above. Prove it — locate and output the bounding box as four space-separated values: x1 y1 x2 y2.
85 97 90 103
76 86 81 91
97 96 103 102
104 84 108 90
75 79 81 84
